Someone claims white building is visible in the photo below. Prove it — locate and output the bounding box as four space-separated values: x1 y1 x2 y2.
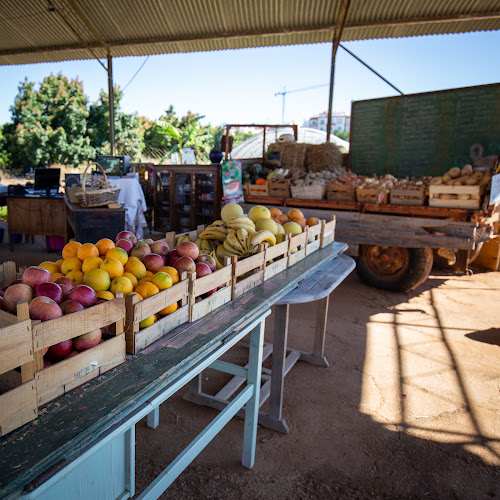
305 112 350 133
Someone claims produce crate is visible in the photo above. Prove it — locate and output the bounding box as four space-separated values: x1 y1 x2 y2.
242 184 250 196
231 248 266 299
321 217 336 248
356 186 388 204
428 185 481 209
326 183 356 202
0 303 37 437
189 260 233 322
0 261 23 285
33 296 126 406
288 229 308 267
268 182 291 198
290 184 327 200
305 221 324 256
248 183 270 197
263 235 291 280
125 273 190 354
390 187 426 206
164 225 205 251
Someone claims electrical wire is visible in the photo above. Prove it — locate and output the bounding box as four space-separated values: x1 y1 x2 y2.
122 56 150 92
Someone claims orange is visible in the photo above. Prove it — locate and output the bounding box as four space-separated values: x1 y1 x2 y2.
151 272 173 291
105 247 128 266
270 208 283 218
145 270 154 278
77 243 99 261
110 276 133 295
82 256 104 274
39 261 59 274
158 301 178 316
83 268 111 292
127 256 141 263
277 214 290 225
100 258 124 280
96 291 115 301
55 259 64 271
291 216 307 229
123 272 138 288
135 282 159 299
124 259 147 280
306 217 320 227
96 238 115 257
66 270 84 285
62 241 82 260
61 257 83 275
158 266 179 285
138 277 153 286
139 314 157 329
51 272 64 282
287 208 304 220
126 292 143 302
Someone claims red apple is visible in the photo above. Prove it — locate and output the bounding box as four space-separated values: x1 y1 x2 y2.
195 262 212 278
35 282 63 304
73 328 102 352
143 253 165 273
116 238 134 255
60 300 85 315
196 254 217 272
168 249 180 267
143 238 154 245
65 285 97 308
22 266 51 290
29 296 63 322
43 359 52 368
177 242 199 260
3 284 34 313
55 276 76 296
45 339 72 362
131 243 152 260
0 296 4 310
0 289 4 298
43 347 49 355
150 240 169 257
116 231 137 245
64 350 80 359
11 279 22 285
173 256 196 273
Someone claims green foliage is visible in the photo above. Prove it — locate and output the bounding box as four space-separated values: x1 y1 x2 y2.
0 125 11 169
333 128 350 141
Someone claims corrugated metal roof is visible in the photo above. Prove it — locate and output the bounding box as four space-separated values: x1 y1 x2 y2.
0 0 499 65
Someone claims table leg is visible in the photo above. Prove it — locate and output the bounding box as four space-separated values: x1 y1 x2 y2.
147 406 159 429
311 295 330 367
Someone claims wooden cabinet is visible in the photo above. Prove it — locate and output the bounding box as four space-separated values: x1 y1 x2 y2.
153 165 221 233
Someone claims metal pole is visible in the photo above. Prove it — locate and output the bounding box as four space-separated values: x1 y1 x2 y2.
281 87 286 124
107 52 115 156
326 0 351 141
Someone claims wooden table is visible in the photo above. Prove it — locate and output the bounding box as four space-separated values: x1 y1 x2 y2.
0 243 343 499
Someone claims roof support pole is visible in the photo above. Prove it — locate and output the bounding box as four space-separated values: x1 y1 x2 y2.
107 52 115 156
326 0 351 142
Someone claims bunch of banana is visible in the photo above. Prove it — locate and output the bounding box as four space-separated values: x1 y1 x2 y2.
175 234 192 246
248 230 276 253
198 221 229 241
222 228 250 256
225 217 256 234
207 249 225 270
195 238 220 252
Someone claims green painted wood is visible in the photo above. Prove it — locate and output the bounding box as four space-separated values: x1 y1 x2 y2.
0 242 347 498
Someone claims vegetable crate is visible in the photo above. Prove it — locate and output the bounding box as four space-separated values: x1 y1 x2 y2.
356 186 388 204
288 229 308 267
390 187 426 206
268 182 291 198
125 273 190 354
320 217 336 248
306 220 324 256
263 235 291 280
248 183 270 197
290 185 326 200
33 296 126 406
0 303 37 437
428 185 481 209
231 248 265 299
326 183 356 202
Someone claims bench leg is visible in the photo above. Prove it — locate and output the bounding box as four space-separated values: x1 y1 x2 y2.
147 406 159 429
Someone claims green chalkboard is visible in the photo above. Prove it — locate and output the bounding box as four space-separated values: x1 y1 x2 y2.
349 84 500 178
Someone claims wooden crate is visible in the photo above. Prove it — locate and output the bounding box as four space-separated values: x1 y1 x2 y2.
327 183 356 202
242 184 250 196
231 249 266 299
429 185 481 209
164 225 205 250
305 221 324 256
0 303 37 437
189 261 233 322
288 230 308 267
32 297 126 406
390 187 426 206
0 261 24 286
356 186 388 204
268 182 291 198
291 184 327 200
263 235 291 280
320 217 336 248
248 183 270 197
125 273 190 354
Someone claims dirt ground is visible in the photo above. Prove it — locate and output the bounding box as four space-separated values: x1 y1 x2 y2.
1 233 499 499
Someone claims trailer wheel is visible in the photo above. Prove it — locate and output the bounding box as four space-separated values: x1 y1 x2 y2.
356 245 433 292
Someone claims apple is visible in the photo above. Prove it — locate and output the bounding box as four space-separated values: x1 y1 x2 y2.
143 253 165 273
116 231 137 245
196 254 216 272
150 241 169 257
35 282 63 304
131 243 152 260
73 328 102 351
64 350 80 359
143 238 154 245
60 300 85 315
0 296 4 310
45 339 72 362
65 285 97 308
195 262 212 278
173 256 196 273
11 279 22 285
3 284 34 313
168 249 180 268
29 296 63 322
116 238 134 255
22 266 51 290
177 242 199 260
55 276 75 296
43 359 52 368
0 289 4 298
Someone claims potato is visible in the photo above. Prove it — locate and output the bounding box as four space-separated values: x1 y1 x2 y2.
453 179 463 186
457 194 470 200
470 194 480 200
457 176 469 185
440 194 455 200
431 177 443 185
479 176 491 186
442 174 452 183
461 164 473 176
448 167 461 178
466 177 479 185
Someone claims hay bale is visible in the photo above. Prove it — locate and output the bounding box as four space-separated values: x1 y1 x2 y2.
268 142 307 170
305 143 343 173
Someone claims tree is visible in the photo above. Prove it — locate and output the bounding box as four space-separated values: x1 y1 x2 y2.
4 74 94 170
333 128 350 141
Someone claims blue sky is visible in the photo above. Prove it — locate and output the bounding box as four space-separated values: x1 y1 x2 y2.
0 30 499 127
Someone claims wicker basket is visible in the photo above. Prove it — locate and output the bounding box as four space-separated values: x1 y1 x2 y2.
66 185 83 204
78 163 121 208
290 184 326 200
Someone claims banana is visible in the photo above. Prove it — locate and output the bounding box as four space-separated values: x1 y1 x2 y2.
209 250 225 270
249 230 276 248
226 217 256 234
200 239 216 251
210 220 226 227
199 227 228 241
223 238 244 256
236 228 249 253
195 238 202 249
226 231 245 254
217 244 236 259
175 234 192 246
